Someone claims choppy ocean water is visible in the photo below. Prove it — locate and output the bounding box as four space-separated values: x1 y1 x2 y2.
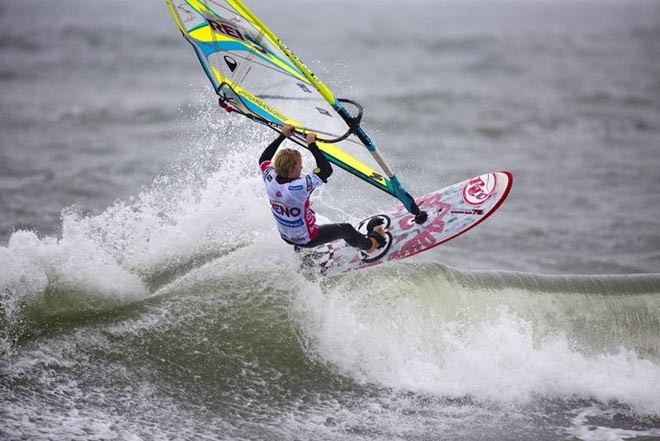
1 1 660 440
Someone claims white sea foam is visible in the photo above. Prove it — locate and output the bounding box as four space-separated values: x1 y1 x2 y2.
567 405 660 441
0 118 298 324
0 229 148 312
295 269 660 416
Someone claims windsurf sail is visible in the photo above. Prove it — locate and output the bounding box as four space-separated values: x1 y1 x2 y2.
165 0 426 221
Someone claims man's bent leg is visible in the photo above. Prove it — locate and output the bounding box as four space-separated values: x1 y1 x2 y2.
302 224 371 250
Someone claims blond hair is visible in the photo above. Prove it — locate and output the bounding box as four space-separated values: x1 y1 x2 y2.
274 148 302 177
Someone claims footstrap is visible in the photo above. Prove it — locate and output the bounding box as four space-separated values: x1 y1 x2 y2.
366 217 385 232
367 230 387 249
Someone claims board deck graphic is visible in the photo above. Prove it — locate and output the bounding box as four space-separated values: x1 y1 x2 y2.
297 172 512 277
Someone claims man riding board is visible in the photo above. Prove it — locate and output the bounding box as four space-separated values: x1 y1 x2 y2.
259 124 387 253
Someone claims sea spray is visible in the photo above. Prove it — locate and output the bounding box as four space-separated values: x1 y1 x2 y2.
0 115 276 349
293 263 660 415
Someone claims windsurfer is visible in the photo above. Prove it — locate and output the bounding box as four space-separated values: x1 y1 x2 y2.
259 124 387 253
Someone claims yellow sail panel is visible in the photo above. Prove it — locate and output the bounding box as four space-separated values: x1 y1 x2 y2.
317 143 389 188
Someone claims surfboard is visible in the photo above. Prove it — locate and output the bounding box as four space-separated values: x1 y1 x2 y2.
296 171 512 277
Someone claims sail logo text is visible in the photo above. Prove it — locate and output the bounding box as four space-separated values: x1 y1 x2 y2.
208 18 245 41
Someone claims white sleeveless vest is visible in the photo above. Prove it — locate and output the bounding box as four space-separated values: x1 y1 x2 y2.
260 160 324 244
